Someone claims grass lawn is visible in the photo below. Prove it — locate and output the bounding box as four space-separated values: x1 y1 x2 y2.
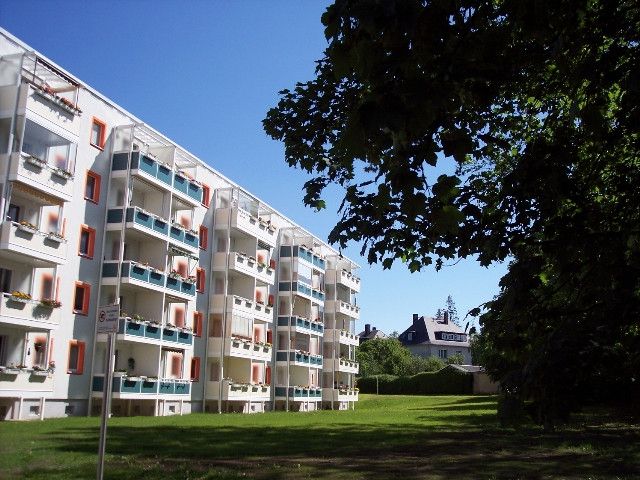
0 395 638 479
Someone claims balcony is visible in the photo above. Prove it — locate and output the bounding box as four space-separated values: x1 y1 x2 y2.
96 318 193 347
324 300 360 319
0 367 54 395
5 152 74 203
212 295 273 323
213 252 275 285
111 152 202 206
324 329 359 346
206 380 271 401
0 221 67 266
208 337 272 361
322 388 359 403
0 293 61 329
214 207 277 247
274 386 322 401
102 261 165 293
279 245 326 272
106 207 199 253
91 375 191 397
277 316 324 336
276 351 323 368
326 269 361 293
165 274 197 300
278 281 325 304
326 358 359 374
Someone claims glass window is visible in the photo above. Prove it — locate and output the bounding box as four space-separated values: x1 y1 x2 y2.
90 118 106 149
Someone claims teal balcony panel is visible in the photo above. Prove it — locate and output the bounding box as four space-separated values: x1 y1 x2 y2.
148 271 165 287
153 218 169 235
169 226 185 243
145 324 161 339
159 381 175 394
106 208 123 223
173 174 189 194
187 181 202 201
183 232 199 249
141 380 158 394
162 328 177 342
181 282 196 296
157 164 172 185
129 264 150 282
138 154 158 177
166 276 181 292
177 331 192 345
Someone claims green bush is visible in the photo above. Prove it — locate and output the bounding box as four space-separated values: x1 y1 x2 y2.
357 367 473 395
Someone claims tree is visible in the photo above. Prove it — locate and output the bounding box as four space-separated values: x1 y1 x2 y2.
434 308 444 321
264 0 640 426
445 295 460 327
446 353 465 366
356 338 413 376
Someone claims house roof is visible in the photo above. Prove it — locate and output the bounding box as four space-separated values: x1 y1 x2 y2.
399 315 470 347
357 328 387 340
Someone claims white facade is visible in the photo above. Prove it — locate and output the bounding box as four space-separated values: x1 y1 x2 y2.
0 29 360 419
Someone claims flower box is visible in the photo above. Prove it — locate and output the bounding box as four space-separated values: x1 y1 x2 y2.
39 298 62 308
17 222 38 234
46 232 65 243
52 168 73 180
25 155 46 168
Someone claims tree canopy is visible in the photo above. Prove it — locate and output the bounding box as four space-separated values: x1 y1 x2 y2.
264 0 640 425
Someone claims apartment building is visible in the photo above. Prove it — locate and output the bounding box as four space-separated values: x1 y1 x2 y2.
0 29 361 420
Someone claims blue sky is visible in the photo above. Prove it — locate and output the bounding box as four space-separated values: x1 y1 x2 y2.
1 0 508 334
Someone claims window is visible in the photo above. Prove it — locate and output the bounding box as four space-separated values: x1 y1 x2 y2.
196 267 205 293
190 357 201 382
73 282 90 315
67 340 85 374
90 118 106 149
193 311 203 337
201 183 211 207
84 171 101 203
0 268 12 293
78 226 96 258
7 204 20 222
438 349 448 359
199 225 208 250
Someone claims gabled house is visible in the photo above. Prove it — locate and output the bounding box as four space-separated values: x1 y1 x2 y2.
357 324 387 344
398 313 471 364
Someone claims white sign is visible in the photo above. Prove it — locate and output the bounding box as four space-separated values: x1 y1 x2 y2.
97 304 120 334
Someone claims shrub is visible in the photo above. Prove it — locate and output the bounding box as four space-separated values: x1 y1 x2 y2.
357 367 473 395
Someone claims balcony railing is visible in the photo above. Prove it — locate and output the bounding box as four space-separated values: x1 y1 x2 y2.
276 350 323 367
322 387 359 402
106 207 199 252
0 293 61 329
326 268 361 293
212 295 273 323
325 299 360 319
111 152 202 205
274 386 322 400
110 317 193 346
0 221 67 266
213 252 275 285
278 281 325 303
279 245 326 271
101 261 196 299
6 152 74 203
205 380 271 400
214 207 277 247
277 316 324 335
0 366 54 393
92 375 191 396
324 328 359 346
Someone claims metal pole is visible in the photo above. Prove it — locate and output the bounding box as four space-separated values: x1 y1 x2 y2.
376 375 379 395
97 332 115 480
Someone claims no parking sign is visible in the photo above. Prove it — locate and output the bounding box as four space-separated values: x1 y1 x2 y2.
97 304 119 334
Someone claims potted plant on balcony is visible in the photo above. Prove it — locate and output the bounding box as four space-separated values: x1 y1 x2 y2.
52 166 73 180
31 365 49 376
131 313 145 323
10 291 32 303
46 231 65 243
39 298 61 308
25 154 46 168
17 221 38 234
48 361 56 373
168 270 183 280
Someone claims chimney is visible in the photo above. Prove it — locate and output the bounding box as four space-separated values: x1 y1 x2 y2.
443 311 449 324
364 324 371 336
413 313 419 326
372 326 377 332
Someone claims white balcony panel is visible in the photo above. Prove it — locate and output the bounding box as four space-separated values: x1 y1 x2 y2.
206 380 271 401
213 252 275 285
326 269 361 293
324 300 360 320
6 152 74 203
207 337 272 361
0 294 60 329
211 295 274 323
323 329 359 346
0 221 67 266
0 368 54 396
214 207 277 247
322 388 359 403
325 358 359 374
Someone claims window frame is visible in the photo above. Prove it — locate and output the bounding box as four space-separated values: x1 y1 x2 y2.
199 225 208 250
190 357 201 382
73 282 91 315
90 117 107 150
78 225 96 259
67 340 86 374
196 267 205 293
193 311 203 337
84 170 101 203
201 183 211 207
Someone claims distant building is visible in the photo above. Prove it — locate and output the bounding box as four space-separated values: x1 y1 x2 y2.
398 313 471 364
358 324 387 344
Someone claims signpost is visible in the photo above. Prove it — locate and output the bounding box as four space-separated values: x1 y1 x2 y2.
97 304 119 480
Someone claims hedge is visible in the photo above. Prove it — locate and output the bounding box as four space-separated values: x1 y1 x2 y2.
357 367 473 395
